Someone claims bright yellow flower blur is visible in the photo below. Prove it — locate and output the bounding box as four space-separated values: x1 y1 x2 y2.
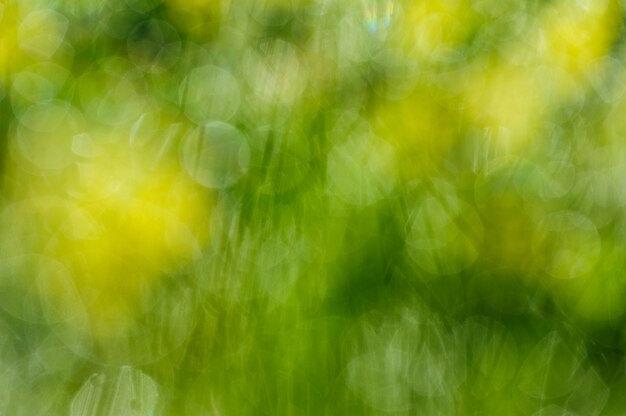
1 123 211 338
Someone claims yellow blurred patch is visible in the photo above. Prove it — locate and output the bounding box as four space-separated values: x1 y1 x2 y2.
0 2 22 79
165 0 224 39
2 130 212 339
461 60 546 154
0 2 74 80
400 0 478 61
539 0 622 93
371 85 460 178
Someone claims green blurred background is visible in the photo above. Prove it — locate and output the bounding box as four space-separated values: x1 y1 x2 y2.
1 0 626 414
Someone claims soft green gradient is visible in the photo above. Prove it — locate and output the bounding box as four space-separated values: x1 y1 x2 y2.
1 0 626 415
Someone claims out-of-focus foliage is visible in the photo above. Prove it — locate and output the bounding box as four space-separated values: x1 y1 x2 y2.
2 0 626 414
